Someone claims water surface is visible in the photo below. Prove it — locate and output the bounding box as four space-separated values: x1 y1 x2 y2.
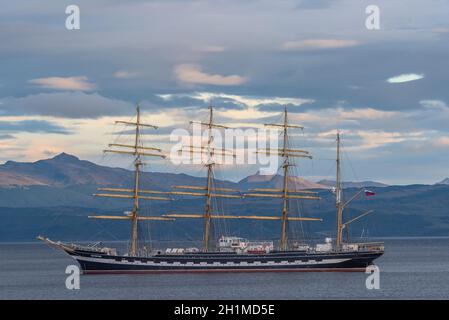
1 237 448 299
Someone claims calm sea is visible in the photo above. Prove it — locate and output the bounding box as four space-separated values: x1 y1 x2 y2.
1 237 448 299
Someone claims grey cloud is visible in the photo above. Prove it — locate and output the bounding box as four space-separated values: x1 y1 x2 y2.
295 0 339 10
256 102 313 112
0 134 15 140
207 99 247 110
1 0 449 184
0 120 71 134
2 0 449 115
0 92 134 119
146 95 212 109
112 126 179 136
145 94 246 111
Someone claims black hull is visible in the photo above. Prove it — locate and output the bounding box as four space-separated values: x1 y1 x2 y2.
66 249 383 274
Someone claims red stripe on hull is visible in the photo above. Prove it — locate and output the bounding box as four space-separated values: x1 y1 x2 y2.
82 267 366 275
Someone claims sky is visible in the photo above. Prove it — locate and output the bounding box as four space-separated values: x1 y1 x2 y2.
1 0 449 184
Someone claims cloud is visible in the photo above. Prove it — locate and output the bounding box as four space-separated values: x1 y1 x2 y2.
432 27 449 33
420 99 447 110
0 120 71 134
281 39 359 50
0 92 134 119
190 92 312 108
197 46 226 53
432 136 449 147
386 73 424 84
288 106 400 132
153 94 219 110
113 70 140 79
415 100 449 131
295 0 338 9
338 108 398 120
174 64 248 86
28 76 96 91
157 92 313 121
2 0 449 183
0 134 15 140
353 130 426 150
306 129 428 154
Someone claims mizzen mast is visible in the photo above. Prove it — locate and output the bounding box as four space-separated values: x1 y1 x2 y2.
335 131 343 250
334 131 376 250
89 104 172 257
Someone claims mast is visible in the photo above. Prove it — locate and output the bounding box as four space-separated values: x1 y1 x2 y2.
280 107 289 251
335 131 343 250
334 131 377 250
203 107 214 252
130 106 141 256
89 104 172 256
168 106 236 252
250 107 321 251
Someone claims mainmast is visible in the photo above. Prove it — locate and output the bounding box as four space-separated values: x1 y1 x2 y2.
167 106 239 252
89 104 173 256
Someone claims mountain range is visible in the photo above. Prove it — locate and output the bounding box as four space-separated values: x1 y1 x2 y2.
0 152 388 190
317 180 388 188
0 153 211 190
0 153 448 241
437 178 449 185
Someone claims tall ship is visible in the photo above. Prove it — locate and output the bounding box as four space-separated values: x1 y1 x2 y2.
39 106 384 274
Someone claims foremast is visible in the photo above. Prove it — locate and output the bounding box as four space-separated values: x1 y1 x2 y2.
89 105 173 256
